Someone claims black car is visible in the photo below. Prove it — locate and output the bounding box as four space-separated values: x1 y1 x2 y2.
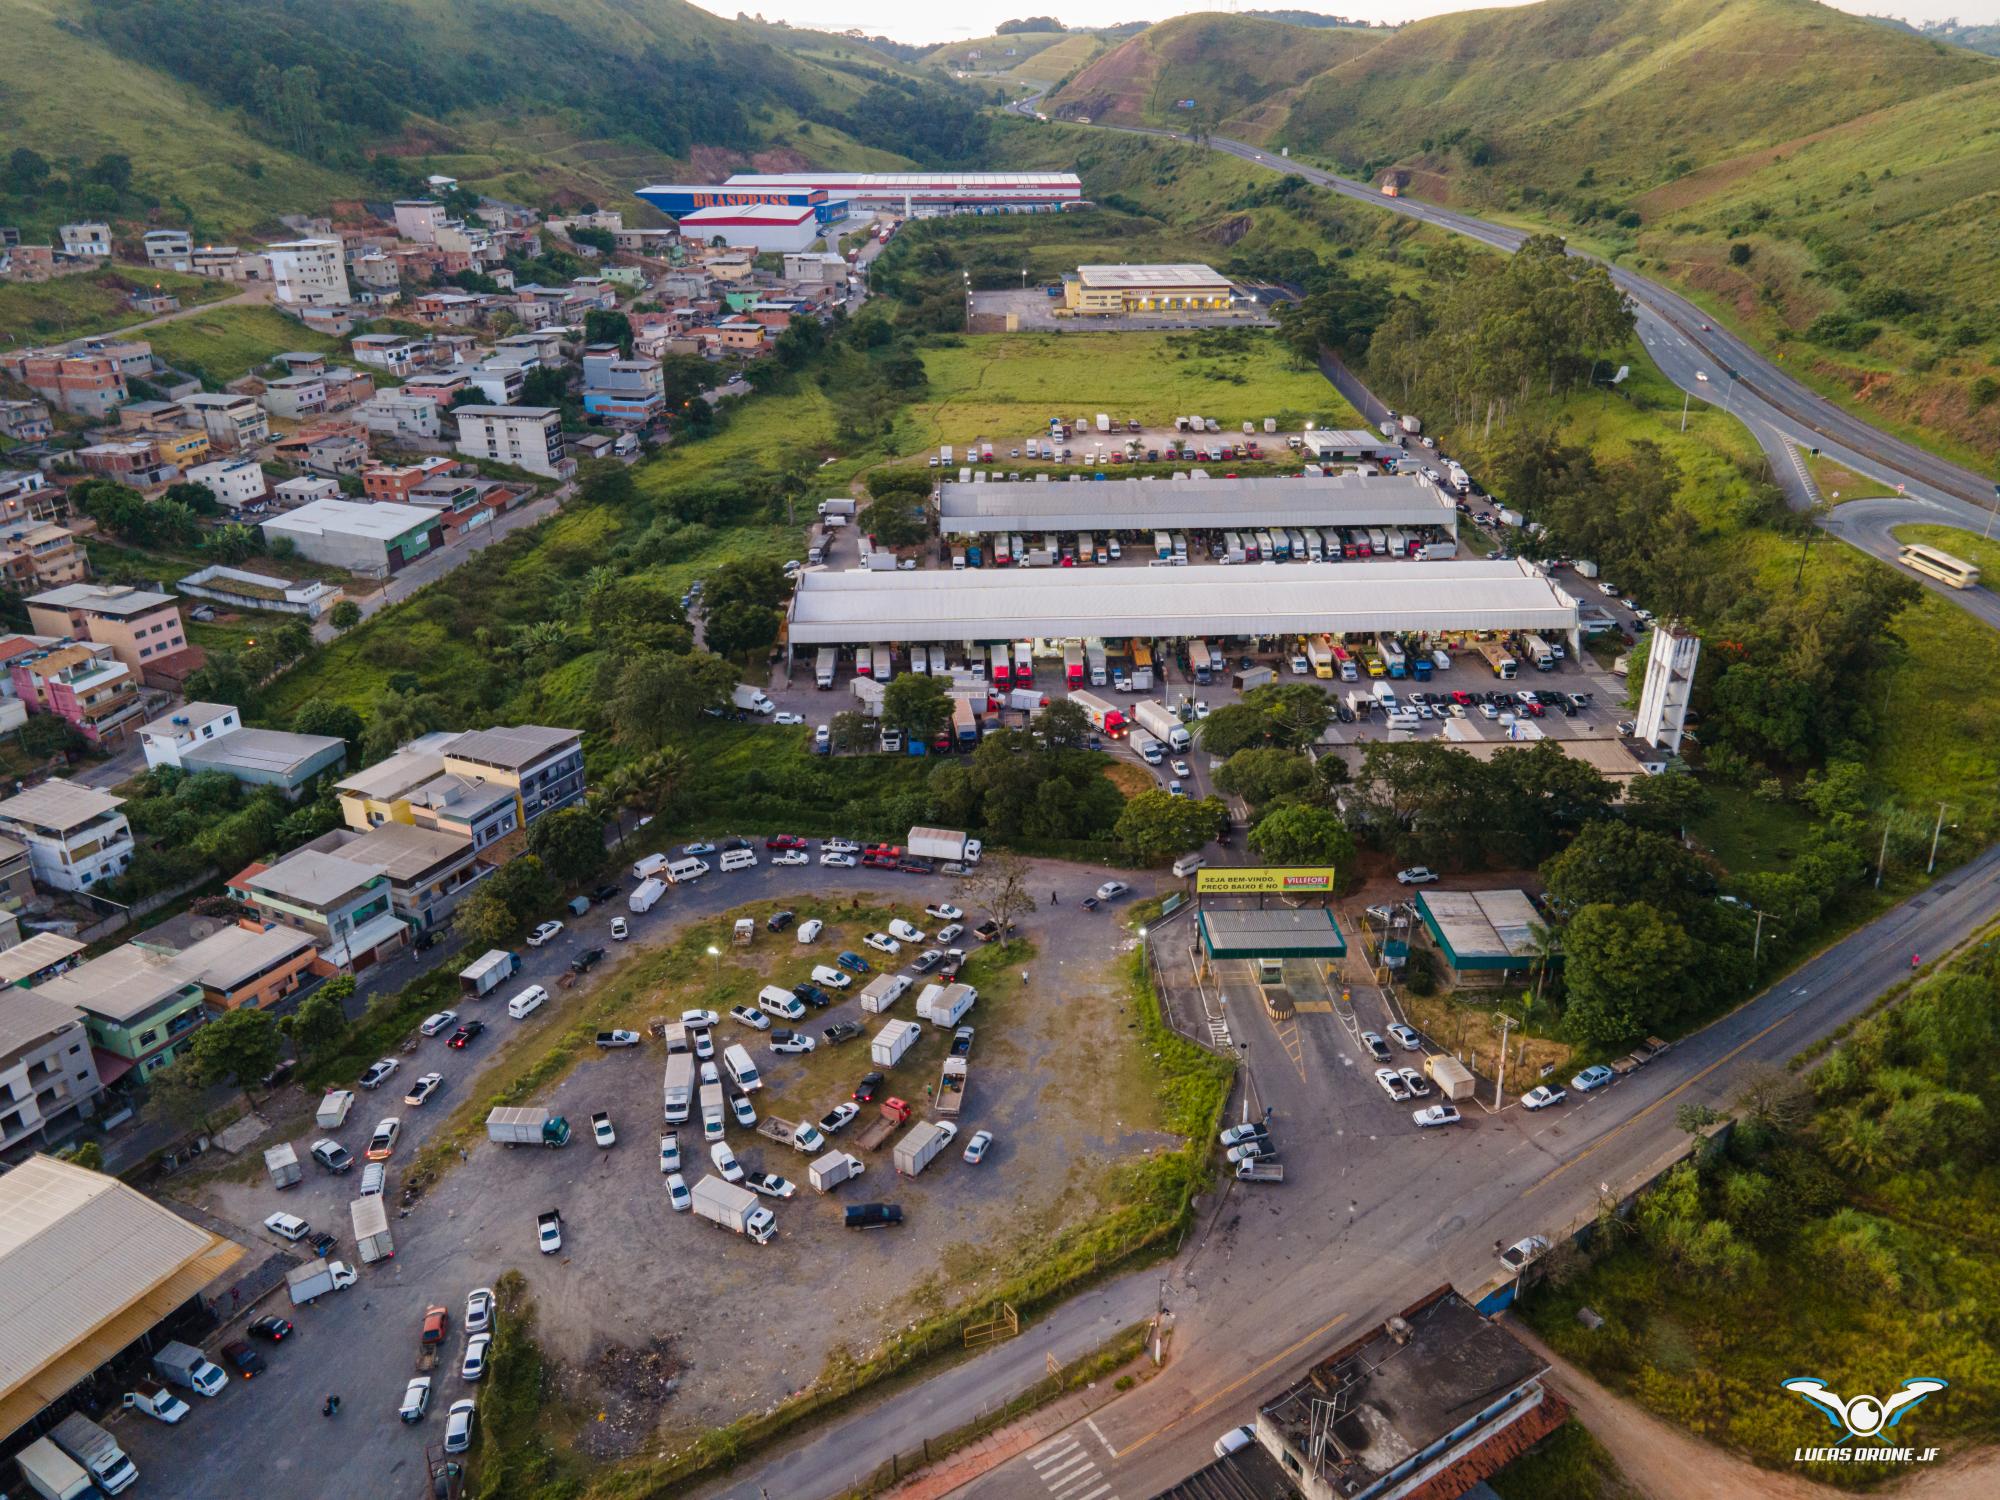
310 1231 338 1260
413 930 441 953
845 1203 904 1230
247 1315 294 1343
767 909 796 932
260 1057 296 1088
591 884 622 905
719 836 752 852
448 1020 485 1049
220 1339 266 1378
853 1071 885 1102
570 947 606 975
824 1021 863 1045
898 858 934 875
792 982 832 1008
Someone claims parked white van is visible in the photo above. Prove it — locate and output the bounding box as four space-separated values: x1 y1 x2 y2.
757 985 805 1021
1172 853 1207 879
666 857 710 884
359 1162 386 1197
719 849 758 873
507 985 549 1019
723 1043 762 1092
632 853 669 882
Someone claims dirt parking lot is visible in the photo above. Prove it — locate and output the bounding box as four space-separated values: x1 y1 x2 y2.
142 861 1169 1496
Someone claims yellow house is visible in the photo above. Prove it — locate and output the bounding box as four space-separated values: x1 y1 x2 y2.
152 428 212 469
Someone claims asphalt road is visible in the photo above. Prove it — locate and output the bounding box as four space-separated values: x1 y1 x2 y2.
1821 497 2000 629
717 839 2000 1500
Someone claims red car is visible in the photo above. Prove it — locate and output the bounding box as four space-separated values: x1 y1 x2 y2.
764 834 807 850
1451 690 1471 705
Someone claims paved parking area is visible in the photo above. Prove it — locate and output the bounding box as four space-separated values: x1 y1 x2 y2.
117 857 1168 1499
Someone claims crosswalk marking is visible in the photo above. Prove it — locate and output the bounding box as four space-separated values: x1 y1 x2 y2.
1029 1429 1120 1500
1030 1439 1079 1468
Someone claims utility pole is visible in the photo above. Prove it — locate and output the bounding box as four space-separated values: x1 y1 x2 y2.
1493 1013 1513 1110
1875 806 1895 889
1745 904 1777 967
1927 802 1956 875
1679 385 1691 433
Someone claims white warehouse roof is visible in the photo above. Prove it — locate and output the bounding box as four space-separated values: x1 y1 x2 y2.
723 172 1080 191
1076 263 1231 290
788 560 1580 644
937 474 1456 536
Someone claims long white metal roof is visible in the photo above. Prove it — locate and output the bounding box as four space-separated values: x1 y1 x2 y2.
788 560 1580 644
938 474 1455 536
723 172 1080 190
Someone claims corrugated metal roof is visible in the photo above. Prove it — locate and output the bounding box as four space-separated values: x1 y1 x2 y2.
0 932 86 988
723 172 1080 190
0 780 123 832
36 944 200 1024
0 984 86 1057
788 560 1580 644
1076 263 1230 289
1417 889 1544 969
0 1157 242 1428
938 473 1454 535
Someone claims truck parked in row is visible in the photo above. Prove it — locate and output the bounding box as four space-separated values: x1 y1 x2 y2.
935 1056 967 1116
691 1176 776 1244
15 1437 98 1500
700 1083 726 1138
663 1053 693 1123
487 1107 571 1147
459 948 520 998
1477 641 1519 679
916 982 976 1029
265 1142 300 1189
122 1381 190 1424
859 973 910 1014
894 1120 952 1177
353 1195 395 1263
854 1097 912 1151
50 1414 136 1494
809 1150 865 1192
286 1256 358 1306
316 1089 355 1129
629 877 666 913
1133 700 1191 752
151 1341 227 1398
756 1117 828 1154
1069 691 1126 737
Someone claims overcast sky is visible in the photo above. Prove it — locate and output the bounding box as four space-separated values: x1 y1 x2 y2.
695 2 1994 46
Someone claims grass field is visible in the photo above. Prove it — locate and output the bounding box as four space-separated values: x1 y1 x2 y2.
142 305 343 385
0 265 233 348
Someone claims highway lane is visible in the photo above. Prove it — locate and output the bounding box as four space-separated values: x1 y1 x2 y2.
1821 496 2000 630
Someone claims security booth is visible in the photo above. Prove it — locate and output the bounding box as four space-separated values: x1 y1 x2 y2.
1197 907 1347 1020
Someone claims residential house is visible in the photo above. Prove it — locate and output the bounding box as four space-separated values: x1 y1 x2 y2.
271 428 367 477
266 238 351 307
492 330 564 365
143 230 194 271
138 701 345 795
784 251 849 285
454 405 571 479
0 400 53 442
176 565 340 620
150 427 211 472
442 724 585 827
351 253 401 295
259 498 444 577
353 389 442 443
615 227 680 256
77 439 178 490
57 223 111 258
179 392 268 452
259 374 328 421
412 291 488 327
186 456 268 510
71 338 154 380
275 351 329 377
715 320 767 353
400 372 468 408
404 476 525 542
26 583 189 675
350 333 432 377
465 361 526 406
335 722 583 847
38 946 208 1086
0 523 87 594
189 245 264 281
0 932 86 988
362 457 456 504
127 290 179 317
393 200 446 244
602 265 645 290
321 367 376 411
310 823 483 932
116 400 183 433
232 847 405 972
10 645 142 746
0 471 64 526
273 475 341 505
0 781 135 893
12 353 126 419
0 988 102 1152
157 919 318 1012
581 353 665 424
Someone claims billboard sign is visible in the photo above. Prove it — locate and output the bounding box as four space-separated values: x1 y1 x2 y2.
1195 867 1336 895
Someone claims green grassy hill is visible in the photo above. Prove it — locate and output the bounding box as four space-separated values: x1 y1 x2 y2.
1048 13 1382 136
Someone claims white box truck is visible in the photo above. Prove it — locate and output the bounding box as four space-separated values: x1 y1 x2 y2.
871 1018 921 1068
907 826 972 862
809 1150 865 1192
663 1053 694 1123
731 684 775 714
316 1089 355 1129
859 973 910 1014
51 1413 137 1495
486 1106 571 1147
916 982 976 1028
286 1257 358 1306
150 1342 226 1398
700 1083 725 1138
264 1142 301 1189
458 948 519 998
15 1437 96 1500
1134 700 1192 752
815 646 837 688
628 877 666 913
894 1119 951 1177
352 1194 394 1263
691 1175 776 1243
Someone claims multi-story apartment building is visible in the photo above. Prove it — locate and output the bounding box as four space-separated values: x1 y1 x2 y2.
260 374 328 421
143 229 195 270
232 846 405 972
0 989 102 1153
187 456 268 510
0 470 64 526
361 457 457 504
13 353 126 419
0 400 54 442
454 405 572 479
26 583 189 674
10 645 143 746
267 238 351 307
0 781 134 893
58 222 111 257
353 391 443 442
180 392 269 452
350 334 433 377
0 523 89 593
38 946 209 1085
335 723 584 850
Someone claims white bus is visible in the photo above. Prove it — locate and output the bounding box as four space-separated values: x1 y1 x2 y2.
1897 542 1980 590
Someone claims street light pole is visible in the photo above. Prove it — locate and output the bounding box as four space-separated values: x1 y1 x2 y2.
1927 802 1956 875
1875 806 1895 889
1679 386 1691 433
1493 1013 1513 1110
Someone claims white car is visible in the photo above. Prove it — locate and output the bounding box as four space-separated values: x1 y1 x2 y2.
744 1170 796 1199
887 919 925 943
963 1129 993 1164
1500 1234 1551 1270
731 1094 756 1128
811 965 852 990
820 851 857 868
1094 880 1131 901
774 712 805 725
264 1211 310 1242
932 1121 958 1147
399 1376 432 1424
1396 867 1440 885
1214 1424 1254 1459
1521 1085 1568 1111
1479 703 1500 720
797 918 824 944
709 1141 744 1181
729 1004 771 1030
1375 1068 1412 1102
461 1334 491 1381
1387 1023 1422 1051
403 1073 443 1107
770 1032 816 1054
823 839 860 855
1192 701 1210 719
593 1113 617 1148
1361 1031 1392 1062
666 1172 691 1210
610 916 629 940
682 1008 720 1028
359 1058 398 1090
659 1134 681 1172
418 1010 458 1037
528 920 564 947
1413 1104 1463 1128
691 1027 714 1059
963 839 982 862
814 724 830 750
936 923 964 943
1218 1121 1269 1148
465 1287 494 1333
924 903 963 922
771 850 809 866
444 1398 476 1453
700 1060 719 1086
863 932 901 956
1171 760 1191 778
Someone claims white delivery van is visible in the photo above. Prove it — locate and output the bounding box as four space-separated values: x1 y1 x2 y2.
758 985 805 1021
1172 853 1207 879
719 849 757 873
666 857 710 884
359 1161 386 1197
632 853 668 882
507 985 549 1019
628 877 666 913
723 1043 763 1092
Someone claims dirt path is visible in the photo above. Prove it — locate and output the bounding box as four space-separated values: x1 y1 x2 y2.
1506 1319 1998 1499
116 281 273 336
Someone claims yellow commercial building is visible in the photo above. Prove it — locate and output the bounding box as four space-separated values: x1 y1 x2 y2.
1062 263 1236 316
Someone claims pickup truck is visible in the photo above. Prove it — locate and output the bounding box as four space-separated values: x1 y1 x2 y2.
596 1030 642 1048
417 1304 449 1371
853 1097 912 1151
537 1209 563 1254
756 1117 828 1154
1235 1159 1285 1184
1612 1036 1673 1075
